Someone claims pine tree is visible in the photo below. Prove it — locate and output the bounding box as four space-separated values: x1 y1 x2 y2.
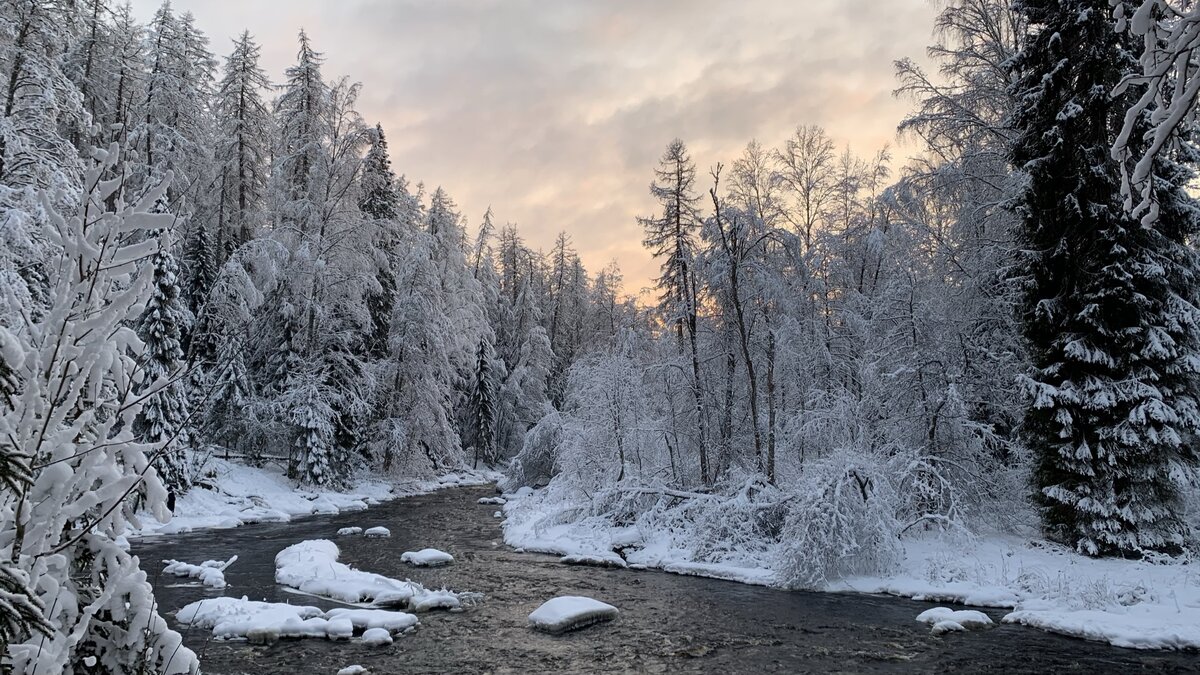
134 229 194 495
273 29 326 232
361 123 399 357
470 337 498 468
290 372 334 486
360 123 399 220
1010 0 1200 555
213 30 272 263
639 139 709 484
182 216 216 318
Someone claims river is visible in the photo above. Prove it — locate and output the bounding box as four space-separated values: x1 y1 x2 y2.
133 485 1197 674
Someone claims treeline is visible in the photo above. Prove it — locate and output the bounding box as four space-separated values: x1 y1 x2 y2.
0 0 632 669
508 0 1200 573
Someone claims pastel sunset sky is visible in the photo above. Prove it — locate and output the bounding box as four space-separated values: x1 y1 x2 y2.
133 0 939 295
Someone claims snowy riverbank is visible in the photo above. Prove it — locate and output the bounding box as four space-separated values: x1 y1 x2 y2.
500 488 1200 651
131 456 500 537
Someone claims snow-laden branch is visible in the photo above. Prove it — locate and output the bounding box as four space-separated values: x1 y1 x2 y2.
1111 0 1200 225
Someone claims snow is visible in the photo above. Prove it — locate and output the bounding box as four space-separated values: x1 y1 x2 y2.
493 511 502 518
478 496 507 505
559 553 626 568
360 627 394 646
915 607 993 632
932 620 966 635
364 526 391 538
337 667 368 675
400 548 455 567
161 556 237 589
528 596 619 634
176 596 418 643
505 488 1200 650
324 608 420 632
132 457 498 537
837 536 1200 650
501 491 776 587
338 527 363 536
275 539 464 611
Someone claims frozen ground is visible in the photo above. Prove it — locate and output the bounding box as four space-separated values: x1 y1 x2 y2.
131 457 498 536
502 488 1200 651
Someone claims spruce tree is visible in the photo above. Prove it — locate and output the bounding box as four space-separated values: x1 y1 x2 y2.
134 231 193 495
360 123 399 220
183 217 215 318
1010 0 1200 555
470 338 498 468
361 123 399 357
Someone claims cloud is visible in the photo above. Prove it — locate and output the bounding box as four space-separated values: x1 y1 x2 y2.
137 0 938 293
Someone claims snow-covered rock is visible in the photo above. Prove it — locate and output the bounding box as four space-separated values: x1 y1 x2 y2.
337 527 363 536
916 607 993 630
161 555 237 589
275 540 464 611
337 666 368 675
478 497 506 505
400 548 454 567
493 511 502 518
528 596 618 634
361 627 393 646
559 553 626 569
176 596 419 643
931 620 966 635
364 526 391 538
324 608 420 632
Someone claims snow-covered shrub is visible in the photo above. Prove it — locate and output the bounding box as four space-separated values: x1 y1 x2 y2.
502 408 561 490
773 455 902 589
1 152 199 673
636 472 787 566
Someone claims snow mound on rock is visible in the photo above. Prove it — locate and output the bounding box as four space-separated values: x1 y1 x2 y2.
176 596 418 643
528 596 618 634
559 553 626 569
275 539 464 611
478 497 506 505
361 627 393 646
364 526 391 538
916 607 993 633
337 527 363 536
337 666 368 675
932 620 966 635
400 548 454 567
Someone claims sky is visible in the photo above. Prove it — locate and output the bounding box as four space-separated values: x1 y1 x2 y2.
133 0 940 296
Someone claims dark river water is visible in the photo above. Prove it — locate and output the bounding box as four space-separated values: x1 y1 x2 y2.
133 485 1197 674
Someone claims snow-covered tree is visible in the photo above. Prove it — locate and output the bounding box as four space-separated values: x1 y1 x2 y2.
1010 0 1200 555
272 29 326 232
468 338 498 468
640 139 709 484
133 228 193 495
1 147 198 673
213 30 272 262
